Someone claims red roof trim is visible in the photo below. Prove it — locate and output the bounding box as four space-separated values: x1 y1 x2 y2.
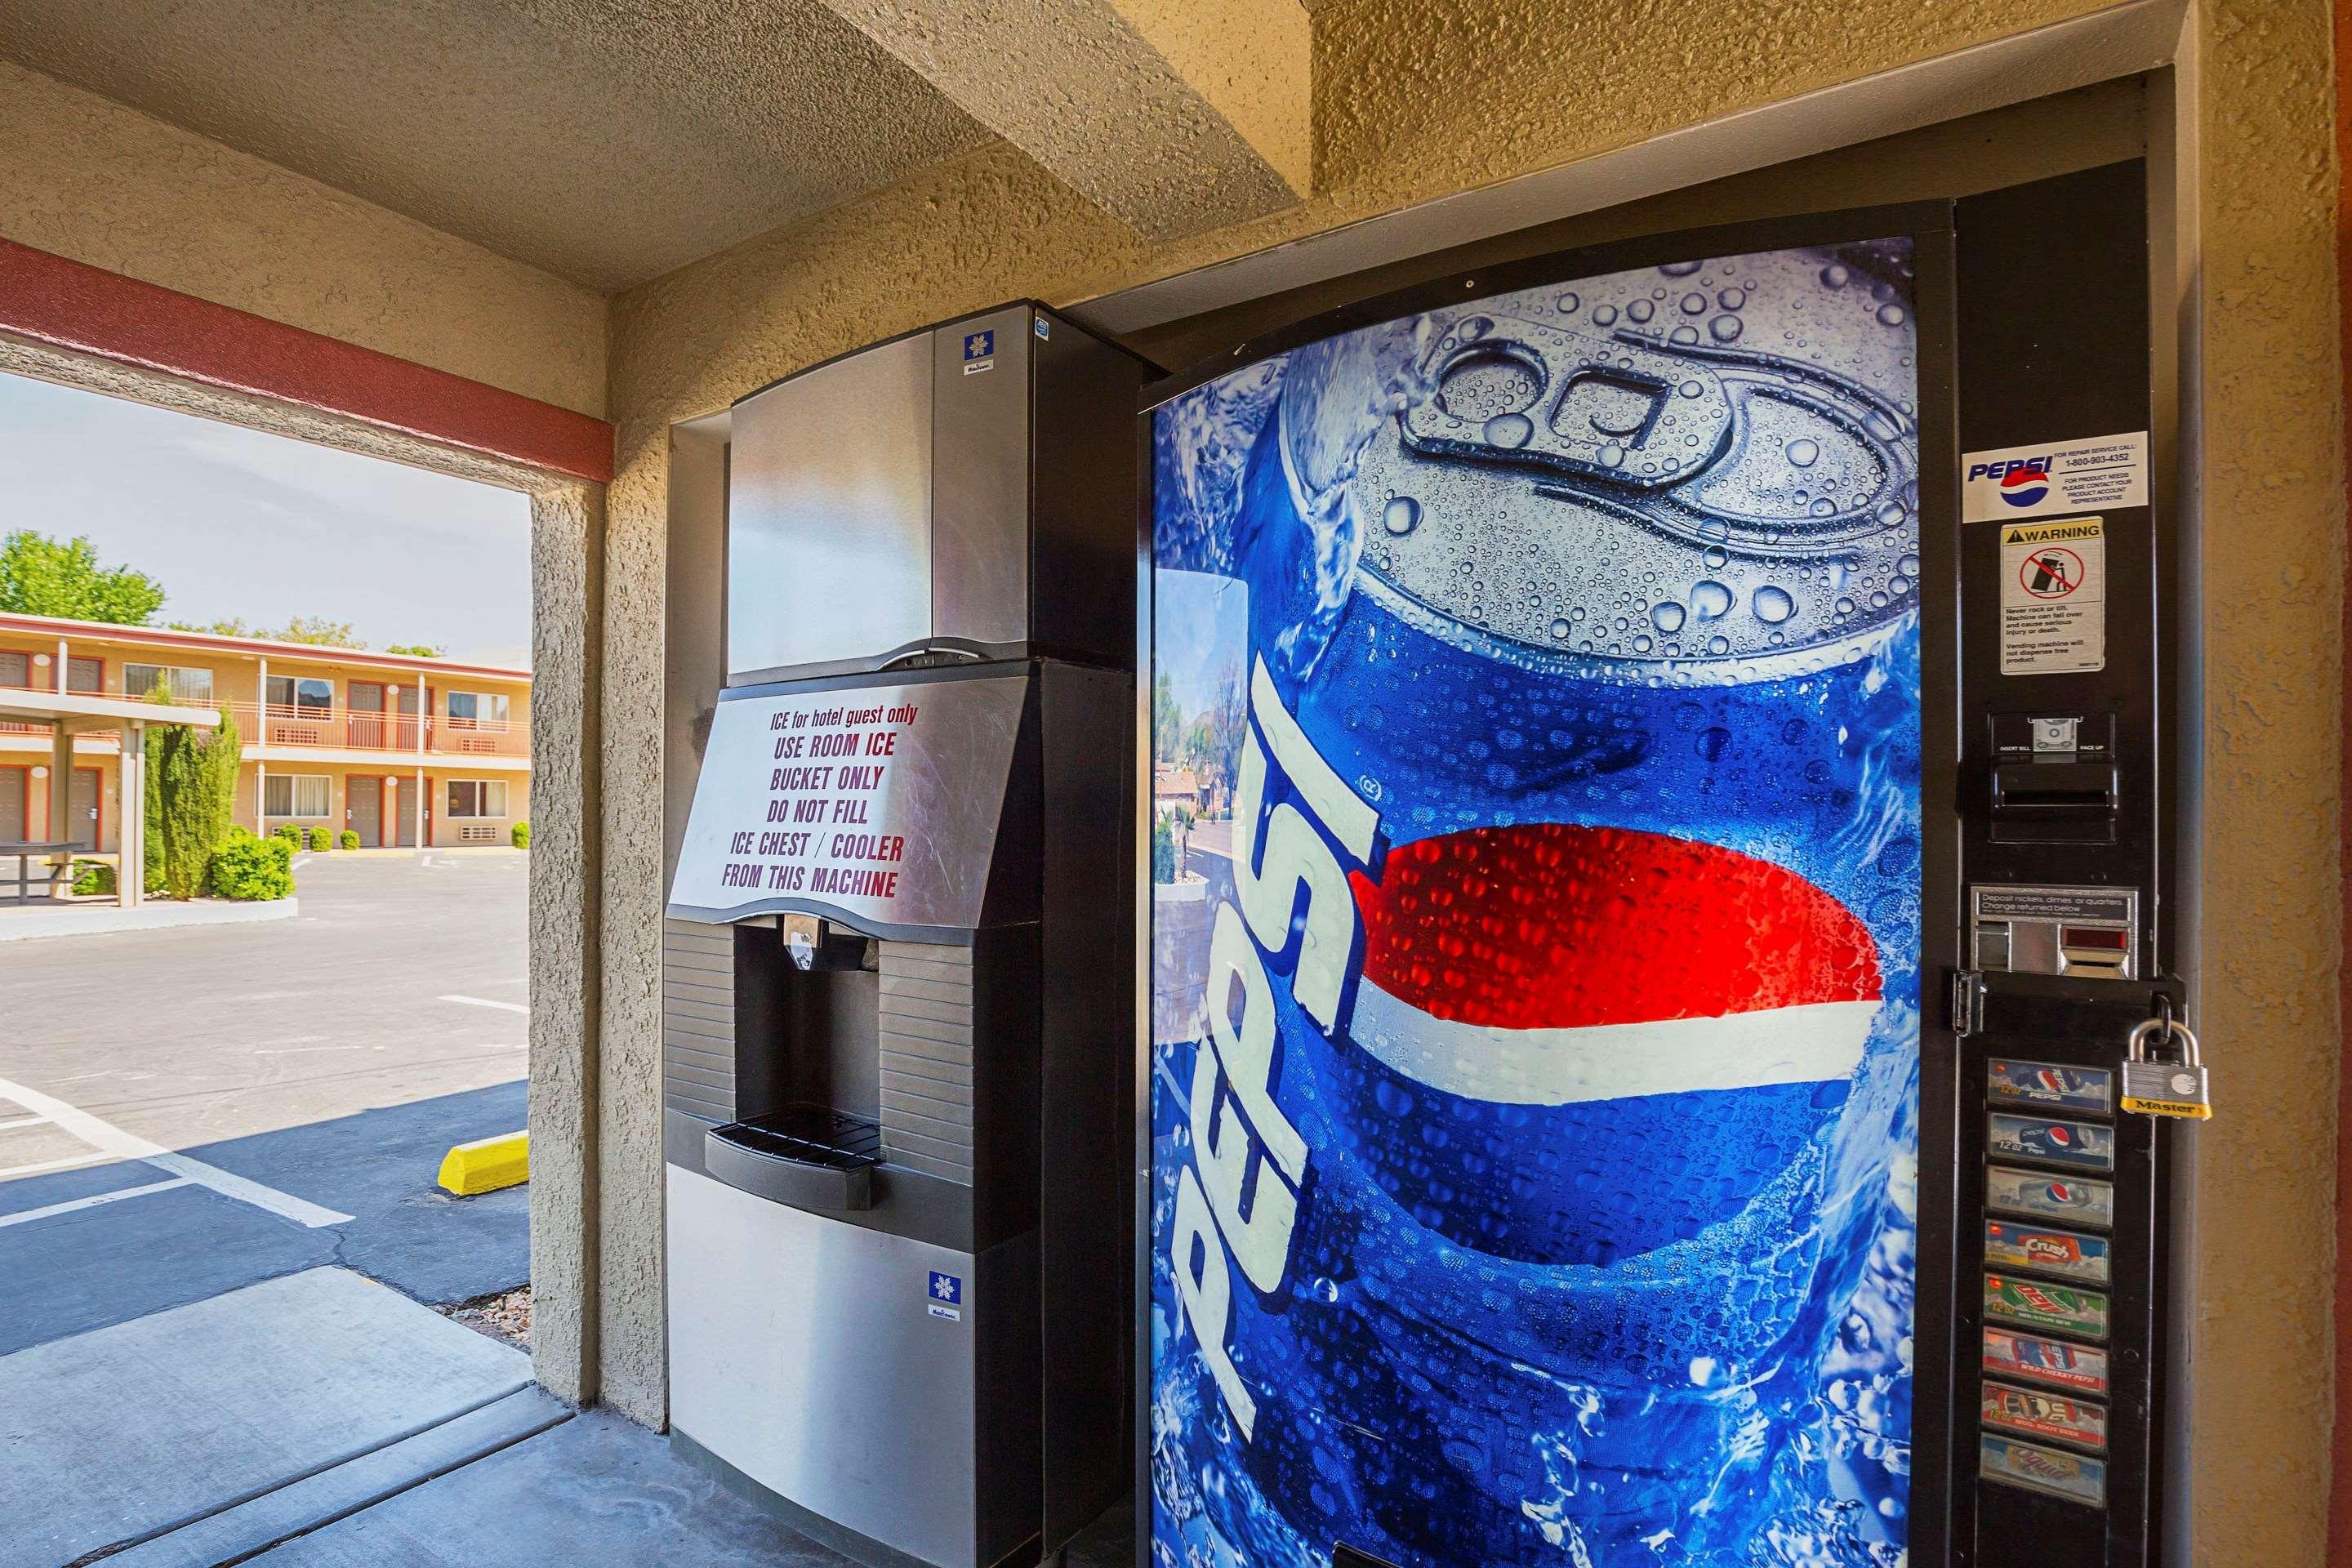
0 237 612 484
0 611 530 682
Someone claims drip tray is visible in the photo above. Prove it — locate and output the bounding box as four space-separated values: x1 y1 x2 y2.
706 1105 883 1212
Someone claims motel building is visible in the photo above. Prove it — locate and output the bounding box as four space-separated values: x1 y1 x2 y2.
0 611 530 856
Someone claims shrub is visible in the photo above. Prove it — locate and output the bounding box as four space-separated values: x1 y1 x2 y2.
70 859 115 896
310 826 332 851
1152 814 1175 884
145 702 243 899
339 830 359 850
510 820 531 850
274 822 304 850
211 827 294 901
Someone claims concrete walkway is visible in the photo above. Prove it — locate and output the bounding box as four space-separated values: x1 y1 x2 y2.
0 1258 1138 1567
0 896 296 942
0 1267 528 1568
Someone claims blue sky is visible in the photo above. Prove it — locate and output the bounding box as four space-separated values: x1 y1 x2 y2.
0 372 532 666
1155 568 1247 720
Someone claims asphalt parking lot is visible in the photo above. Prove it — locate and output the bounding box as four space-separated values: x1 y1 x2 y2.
0 852 529 1353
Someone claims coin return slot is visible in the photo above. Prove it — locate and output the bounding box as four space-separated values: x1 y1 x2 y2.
2058 924 2131 978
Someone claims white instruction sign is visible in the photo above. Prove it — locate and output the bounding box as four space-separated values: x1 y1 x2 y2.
1999 517 2105 675
1962 431 2148 523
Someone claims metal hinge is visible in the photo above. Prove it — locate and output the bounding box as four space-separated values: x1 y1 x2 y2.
1949 969 1987 1038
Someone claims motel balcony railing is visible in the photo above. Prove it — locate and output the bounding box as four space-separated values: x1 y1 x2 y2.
0 685 526 759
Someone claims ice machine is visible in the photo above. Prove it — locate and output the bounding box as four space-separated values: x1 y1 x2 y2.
665 303 1147 1568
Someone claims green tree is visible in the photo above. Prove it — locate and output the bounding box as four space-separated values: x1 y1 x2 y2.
142 689 243 900
167 613 368 648
273 615 363 648
1152 671 1184 764
0 532 165 624
384 643 445 657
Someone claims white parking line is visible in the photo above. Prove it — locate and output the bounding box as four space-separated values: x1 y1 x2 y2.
0 1115 47 1131
0 1152 108 1179
440 995 528 1015
0 1076 353 1228
0 1178 192 1231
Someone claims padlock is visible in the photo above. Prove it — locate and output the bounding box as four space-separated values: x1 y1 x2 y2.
2119 1011 2212 1120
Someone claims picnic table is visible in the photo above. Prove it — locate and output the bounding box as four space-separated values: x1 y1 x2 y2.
0 840 78 905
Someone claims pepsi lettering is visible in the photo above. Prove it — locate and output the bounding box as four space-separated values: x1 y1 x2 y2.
1152 241 1923 1564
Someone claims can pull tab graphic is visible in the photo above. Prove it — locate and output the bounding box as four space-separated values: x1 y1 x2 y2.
1400 314 1735 487
2120 1000 2211 1120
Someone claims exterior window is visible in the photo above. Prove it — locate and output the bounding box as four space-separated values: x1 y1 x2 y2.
263 774 332 817
265 675 333 715
127 663 216 704
0 651 25 689
447 692 511 728
446 779 510 818
66 657 100 693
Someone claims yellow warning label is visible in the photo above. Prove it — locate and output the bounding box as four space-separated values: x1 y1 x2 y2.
2002 519 2105 546
2119 1095 2212 1120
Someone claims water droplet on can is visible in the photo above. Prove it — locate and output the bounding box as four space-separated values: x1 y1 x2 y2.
1628 298 1655 323
1717 287 1746 310
1690 579 1735 619
1876 303 1907 327
1382 495 1422 536
1703 546 1728 569
1785 438 1820 468
1678 379 1704 398
1597 443 1625 468
1548 617 1571 639
1671 326 1699 345
1556 292 1580 313
1754 585 1796 624
1660 259 1703 277
1591 304 1619 327
1820 264 1851 288
1679 292 1708 315
1484 412 1535 449
1708 314 1744 343
1650 601 1686 633
1811 497 1837 517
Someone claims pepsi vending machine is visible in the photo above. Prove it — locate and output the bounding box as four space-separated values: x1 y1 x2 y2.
1137 163 2185 1566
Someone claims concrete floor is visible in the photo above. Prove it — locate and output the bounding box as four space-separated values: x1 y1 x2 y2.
0 853 529 1350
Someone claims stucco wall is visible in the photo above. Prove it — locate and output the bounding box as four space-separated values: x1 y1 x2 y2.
2189 1 2342 1559
600 1 2343 1557
0 60 606 417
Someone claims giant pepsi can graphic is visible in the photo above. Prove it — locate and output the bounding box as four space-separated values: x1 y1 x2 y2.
1148 240 1923 1566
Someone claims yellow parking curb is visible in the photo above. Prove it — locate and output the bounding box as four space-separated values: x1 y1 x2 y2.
438 1131 529 1196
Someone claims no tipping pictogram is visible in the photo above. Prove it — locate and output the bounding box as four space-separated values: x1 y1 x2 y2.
2020 546 2085 599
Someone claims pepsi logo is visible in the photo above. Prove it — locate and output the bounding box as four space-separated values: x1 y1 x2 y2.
1999 468 2051 507
1345 822 1882 1106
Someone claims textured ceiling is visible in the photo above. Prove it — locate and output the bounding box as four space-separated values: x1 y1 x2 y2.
0 0 993 292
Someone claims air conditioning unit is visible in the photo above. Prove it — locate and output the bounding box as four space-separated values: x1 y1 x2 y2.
458 823 497 844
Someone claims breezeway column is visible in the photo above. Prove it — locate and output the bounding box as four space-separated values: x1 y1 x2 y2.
47 721 70 899
119 719 142 908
